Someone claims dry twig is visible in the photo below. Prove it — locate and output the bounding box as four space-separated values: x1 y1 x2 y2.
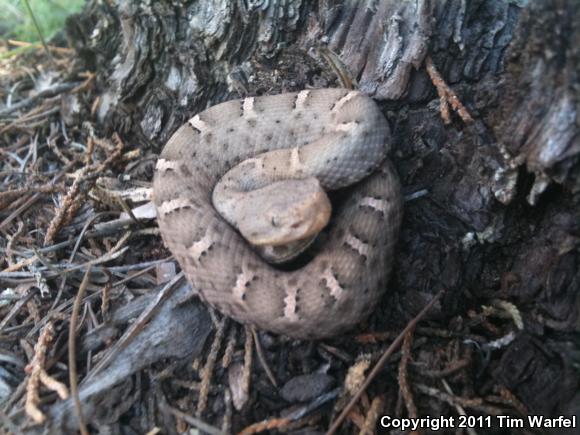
68 268 91 435
197 315 228 416
163 404 225 435
359 395 383 435
43 133 125 245
25 322 69 424
221 327 237 369
242 326 253 400
238 387 340 435
398 330 418 420
414 383 504 415
327 290 444 435
425 56 474 124
441 379 478 435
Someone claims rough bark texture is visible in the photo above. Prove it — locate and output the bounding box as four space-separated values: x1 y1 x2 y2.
27 0 578 432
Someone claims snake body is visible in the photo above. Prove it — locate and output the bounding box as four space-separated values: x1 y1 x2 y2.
153 88 402 339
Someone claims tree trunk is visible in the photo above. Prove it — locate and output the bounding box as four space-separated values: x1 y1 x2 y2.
16 0 580 432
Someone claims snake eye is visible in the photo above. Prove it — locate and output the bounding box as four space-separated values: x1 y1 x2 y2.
271 217 279 227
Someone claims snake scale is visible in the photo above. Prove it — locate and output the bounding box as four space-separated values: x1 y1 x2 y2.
153 88 402 339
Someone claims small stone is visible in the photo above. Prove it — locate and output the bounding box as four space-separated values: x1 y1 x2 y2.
280 373 335 403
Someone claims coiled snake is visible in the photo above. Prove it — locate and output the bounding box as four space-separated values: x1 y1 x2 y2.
153 88 402 339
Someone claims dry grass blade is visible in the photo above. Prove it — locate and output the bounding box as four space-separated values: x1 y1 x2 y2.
251 326 277 388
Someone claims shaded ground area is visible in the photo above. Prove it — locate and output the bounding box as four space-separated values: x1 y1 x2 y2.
0 0 579 434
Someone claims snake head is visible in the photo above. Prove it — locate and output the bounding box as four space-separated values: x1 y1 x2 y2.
235 177 332 248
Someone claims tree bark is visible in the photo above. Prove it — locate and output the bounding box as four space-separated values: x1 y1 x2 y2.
42 0 579 432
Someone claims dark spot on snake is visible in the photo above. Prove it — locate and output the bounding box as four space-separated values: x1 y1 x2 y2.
275 119 281 124
227 127 235 133
187 123 202 134
265 134 273 141
204 133 213 144
247 119 257 128
287 277 298 287
313 113 319 120
180 164 192 177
